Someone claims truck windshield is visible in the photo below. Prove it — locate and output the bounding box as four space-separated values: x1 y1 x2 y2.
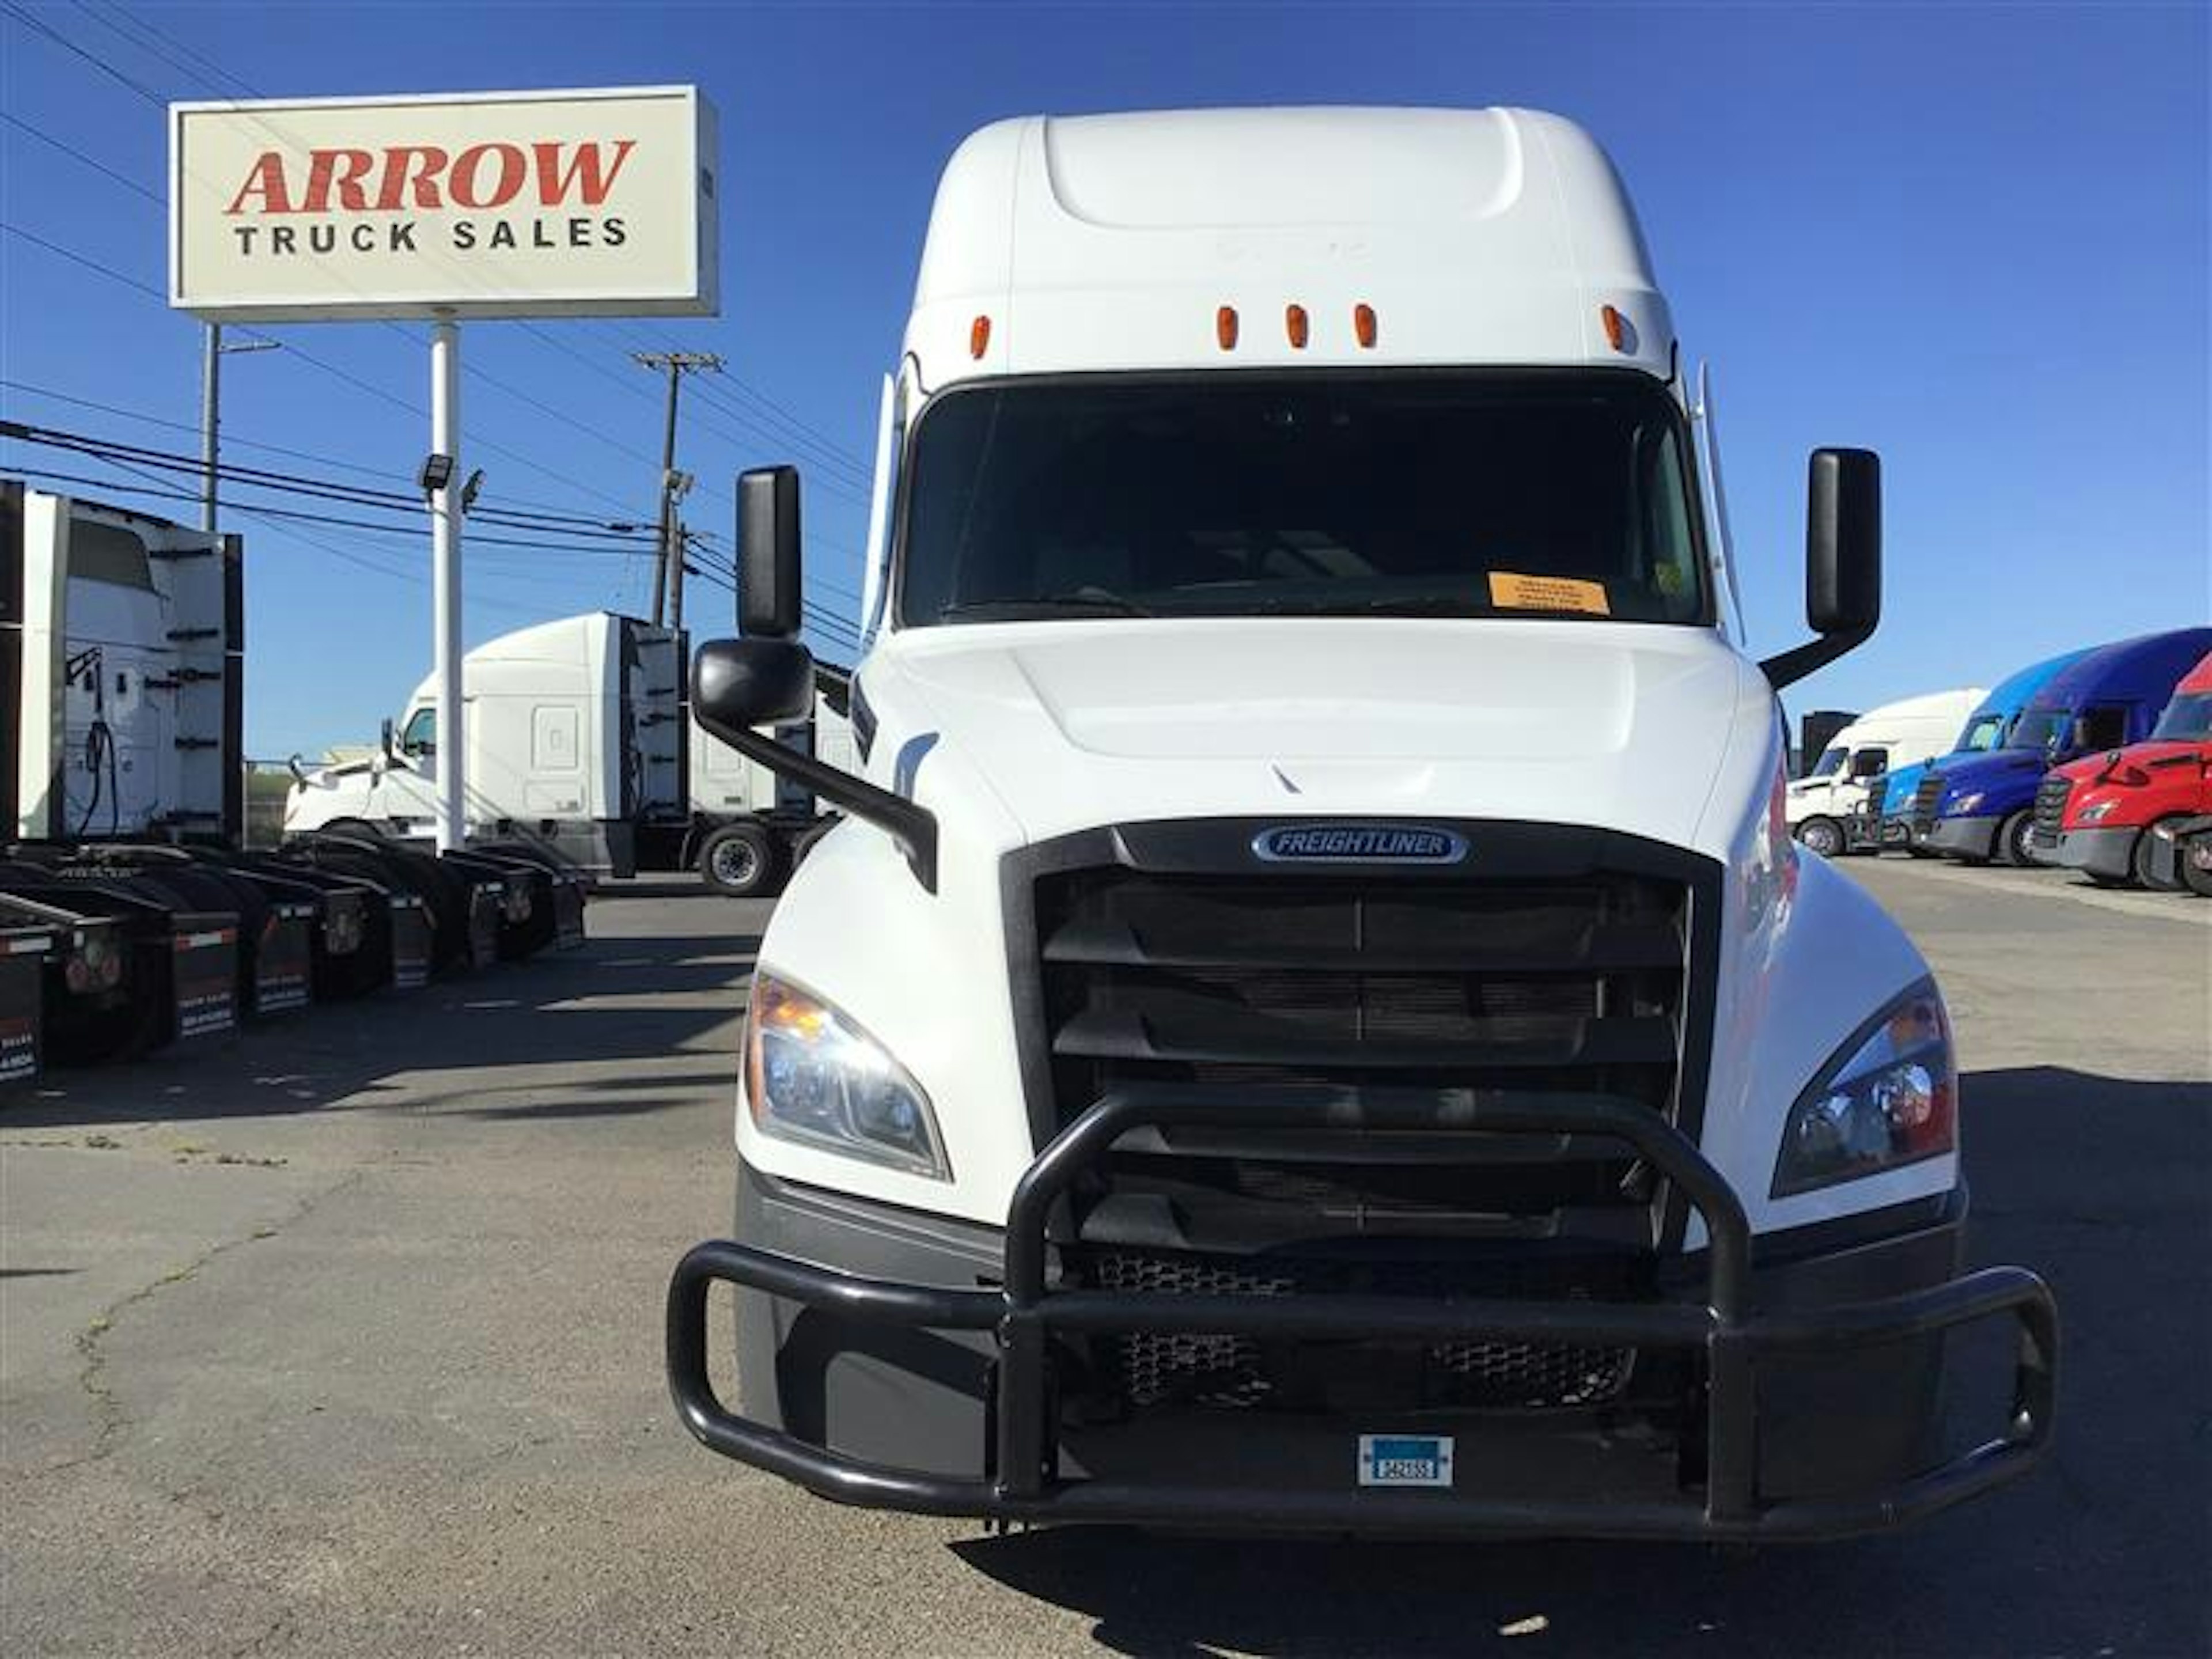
2008 709 2070 753
2152 693 2212 742
896 374 1706 627
1959 713 2006 752
1809 747 1847 778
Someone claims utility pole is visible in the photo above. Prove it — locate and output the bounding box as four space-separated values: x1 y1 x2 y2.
197 323 278 533
632 351 722 627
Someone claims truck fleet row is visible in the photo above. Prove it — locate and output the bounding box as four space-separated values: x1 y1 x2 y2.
1784 627 2212 893
2 482 592 1089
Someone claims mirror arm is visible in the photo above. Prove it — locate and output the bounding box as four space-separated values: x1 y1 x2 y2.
1760 623 1873 692
694 713 938 892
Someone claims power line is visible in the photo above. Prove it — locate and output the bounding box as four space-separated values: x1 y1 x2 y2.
1 419 658 539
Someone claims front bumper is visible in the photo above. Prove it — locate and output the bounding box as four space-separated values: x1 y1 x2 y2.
667 1091 2056 1540
1914 813 2002 860
2051 825 2137 880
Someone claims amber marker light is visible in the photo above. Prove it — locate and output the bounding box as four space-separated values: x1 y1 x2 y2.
1216 305 1240 350
1601 304 1627 352
969 315 991 359
1353 302 1378 348
1285 304 1309 349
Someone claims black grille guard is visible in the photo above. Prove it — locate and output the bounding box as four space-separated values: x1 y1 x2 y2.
666 1089 2057 1540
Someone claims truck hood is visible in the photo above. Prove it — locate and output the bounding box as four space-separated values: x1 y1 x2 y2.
1927 747 2051 810
2052 741 2208 783
866 618 1776 861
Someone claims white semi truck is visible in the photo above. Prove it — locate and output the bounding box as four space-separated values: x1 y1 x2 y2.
283 610 855 895
1785 687 1984 857
664 107 2057 1539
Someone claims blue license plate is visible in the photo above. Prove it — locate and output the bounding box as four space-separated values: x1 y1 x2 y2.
1357 1433 1455 1488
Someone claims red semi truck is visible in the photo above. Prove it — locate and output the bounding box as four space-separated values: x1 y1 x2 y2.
2033 651 2212 887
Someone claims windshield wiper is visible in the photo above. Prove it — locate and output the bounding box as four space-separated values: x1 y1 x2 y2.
1244 594 1490 618
940 590 1154 621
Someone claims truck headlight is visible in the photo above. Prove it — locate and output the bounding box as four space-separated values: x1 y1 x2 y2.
744 972 949 1179
2077 800 2118 823
1952 791 1985 815
1772 982 1956 1197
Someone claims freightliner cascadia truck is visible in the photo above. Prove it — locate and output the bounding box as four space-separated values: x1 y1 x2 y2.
664 108 2058 1539
283 611 855 896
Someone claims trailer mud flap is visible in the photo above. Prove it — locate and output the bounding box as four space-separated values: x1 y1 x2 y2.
170 918 238 1044
552 880 587 950
1 927 50 1086
465 885 502 971
251 902 316 1017
389 896 433 990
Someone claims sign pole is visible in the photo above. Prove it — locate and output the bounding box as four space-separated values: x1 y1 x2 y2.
430 318 464 854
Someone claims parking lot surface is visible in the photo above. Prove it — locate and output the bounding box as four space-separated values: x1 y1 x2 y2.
3 859 2207 1657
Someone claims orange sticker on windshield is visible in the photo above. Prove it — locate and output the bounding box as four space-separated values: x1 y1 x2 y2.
1488 572 1612 616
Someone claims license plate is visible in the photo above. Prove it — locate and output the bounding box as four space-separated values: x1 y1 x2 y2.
1357 1433 1454 1488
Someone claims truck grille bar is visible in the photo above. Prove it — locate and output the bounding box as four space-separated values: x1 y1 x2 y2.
1910 772 1946 835
2032 775 2073 848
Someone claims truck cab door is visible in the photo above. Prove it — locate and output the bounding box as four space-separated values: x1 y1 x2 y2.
379 706 443 828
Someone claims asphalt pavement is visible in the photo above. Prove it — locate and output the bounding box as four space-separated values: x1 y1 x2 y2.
2 858 2206 1657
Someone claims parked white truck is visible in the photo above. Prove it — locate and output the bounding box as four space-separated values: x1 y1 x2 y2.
283 610 854 895
664 107 2056 1539
1785 687 1984 857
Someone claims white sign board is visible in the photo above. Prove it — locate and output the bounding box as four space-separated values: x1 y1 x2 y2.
170 86 717 320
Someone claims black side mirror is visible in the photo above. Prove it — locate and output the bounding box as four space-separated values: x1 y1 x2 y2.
1761 448 1881 689
693 637 815 729
689 637 941 891
738 466 802 638
379 717 396 758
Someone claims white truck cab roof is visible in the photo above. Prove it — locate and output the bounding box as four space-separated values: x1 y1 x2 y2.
907 107 1671 387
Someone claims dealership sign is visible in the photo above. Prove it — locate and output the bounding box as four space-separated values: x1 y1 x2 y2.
169 86 717 320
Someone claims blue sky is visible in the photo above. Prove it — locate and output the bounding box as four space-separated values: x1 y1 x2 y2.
2 1 2205 756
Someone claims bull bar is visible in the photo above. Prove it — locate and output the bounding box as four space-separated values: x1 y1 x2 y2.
666 1089 2058 1539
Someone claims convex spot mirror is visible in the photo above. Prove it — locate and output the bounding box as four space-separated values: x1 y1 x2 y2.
694 637 815 730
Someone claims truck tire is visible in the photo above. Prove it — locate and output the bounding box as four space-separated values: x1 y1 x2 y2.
1794 817 1844 859
699 823 781 899
2182 834 2212 898
2123 823 2176 889
1995 809 2037 868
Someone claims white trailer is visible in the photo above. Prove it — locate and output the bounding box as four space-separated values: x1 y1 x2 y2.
283 609 852 894
1785 687 1985 857
662 107 2056 1540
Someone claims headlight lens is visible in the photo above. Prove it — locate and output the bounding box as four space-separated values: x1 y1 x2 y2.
744 972 949 1179
1772 982 1956 1197
1952 791 1984 814
2077 799 2118 824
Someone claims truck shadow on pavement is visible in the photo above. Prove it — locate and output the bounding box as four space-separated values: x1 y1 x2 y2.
1 922 762 1130
952 1065 2211 1657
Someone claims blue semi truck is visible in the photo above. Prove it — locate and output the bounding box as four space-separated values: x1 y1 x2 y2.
1878 649 2090 851
1908 628 2212 866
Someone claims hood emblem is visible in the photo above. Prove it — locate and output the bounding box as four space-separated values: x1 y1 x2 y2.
1252 824 1468 865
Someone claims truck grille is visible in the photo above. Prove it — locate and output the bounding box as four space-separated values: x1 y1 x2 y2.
1032 865 1692 1124
1088 1246 1637 1411
1910 772 1946 834
2032 775 2073 847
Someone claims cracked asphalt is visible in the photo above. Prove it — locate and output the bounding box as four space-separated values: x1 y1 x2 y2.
1 862 2206 1657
